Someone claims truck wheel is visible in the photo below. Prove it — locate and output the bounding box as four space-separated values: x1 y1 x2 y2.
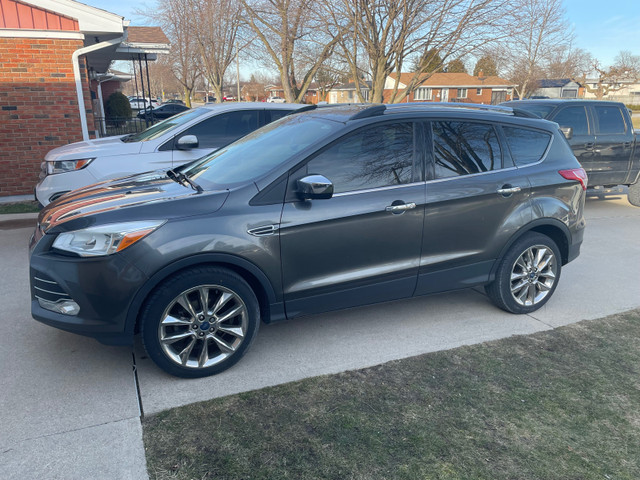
141 266 260 378
485 233 561 314
628 182 640 207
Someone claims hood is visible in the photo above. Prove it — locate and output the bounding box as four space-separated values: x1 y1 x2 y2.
39 171 229 233
44 136 143 161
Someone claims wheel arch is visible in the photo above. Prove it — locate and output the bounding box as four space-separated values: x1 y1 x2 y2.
125 253 280 337
490 219 571 280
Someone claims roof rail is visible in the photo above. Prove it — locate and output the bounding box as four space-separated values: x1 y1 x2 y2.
386 102 539 118
286 104 317 116
349 104 386 120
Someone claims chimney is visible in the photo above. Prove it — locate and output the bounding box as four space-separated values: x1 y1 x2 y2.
478 70 484 79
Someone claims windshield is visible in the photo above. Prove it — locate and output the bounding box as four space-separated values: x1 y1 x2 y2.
122 108 207 142
183 114 341 188
510 103 555 119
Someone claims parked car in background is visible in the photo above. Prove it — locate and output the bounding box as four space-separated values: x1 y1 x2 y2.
266 96 286 103
137 103 190 120
35 102 307 206
502 99 640 206
30 103 586 378
164 99 185 106
128 97 160 110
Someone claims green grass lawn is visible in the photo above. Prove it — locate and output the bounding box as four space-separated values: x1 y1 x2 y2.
0 201 40 214
632 115 640 129
143 310 640 480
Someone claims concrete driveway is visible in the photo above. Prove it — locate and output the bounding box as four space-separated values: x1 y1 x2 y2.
1 195 639 479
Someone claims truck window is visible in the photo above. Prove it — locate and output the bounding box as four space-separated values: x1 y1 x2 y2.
594 106 626 135
553 106 589 135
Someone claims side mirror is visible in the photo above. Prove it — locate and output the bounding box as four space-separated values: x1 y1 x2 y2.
560 126 573 140
176 135 199 150
297 175 334 200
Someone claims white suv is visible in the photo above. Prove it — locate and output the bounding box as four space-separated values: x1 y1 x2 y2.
36 103 304 206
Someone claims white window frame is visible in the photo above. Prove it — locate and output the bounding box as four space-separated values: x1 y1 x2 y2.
414 87 432 101
457 88 468 99
476 88 482 95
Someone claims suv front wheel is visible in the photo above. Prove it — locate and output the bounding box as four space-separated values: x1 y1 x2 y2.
486 232 562 314
141 266 260 378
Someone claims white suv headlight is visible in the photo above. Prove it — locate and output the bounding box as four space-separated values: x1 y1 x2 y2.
46 158 94 175
52 221 165 257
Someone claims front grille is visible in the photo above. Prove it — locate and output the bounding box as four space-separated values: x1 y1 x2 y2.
32 272 71 303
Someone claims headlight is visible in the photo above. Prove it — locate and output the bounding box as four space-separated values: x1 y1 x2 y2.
52 220 165 257
46 158 94 175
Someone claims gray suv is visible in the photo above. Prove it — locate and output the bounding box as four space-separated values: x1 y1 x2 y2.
29 103 587 377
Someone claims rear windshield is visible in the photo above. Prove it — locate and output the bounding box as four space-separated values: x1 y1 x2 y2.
121 108 207 142
509 103 555 119
184 115 341 188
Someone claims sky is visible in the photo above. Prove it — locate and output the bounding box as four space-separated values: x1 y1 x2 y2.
80 0 640 72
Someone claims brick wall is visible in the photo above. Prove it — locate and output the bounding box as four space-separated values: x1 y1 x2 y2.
384 87 513 104
0 37 94 197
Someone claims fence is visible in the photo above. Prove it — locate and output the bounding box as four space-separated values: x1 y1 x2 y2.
93 115 159 137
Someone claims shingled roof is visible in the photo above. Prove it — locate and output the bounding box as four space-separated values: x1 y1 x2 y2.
126 26 169 45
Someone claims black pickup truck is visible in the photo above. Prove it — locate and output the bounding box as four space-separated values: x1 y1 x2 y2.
502 99 640 206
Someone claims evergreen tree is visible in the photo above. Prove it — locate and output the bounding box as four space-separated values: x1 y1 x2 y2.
447 58 467 73
473 56 498 76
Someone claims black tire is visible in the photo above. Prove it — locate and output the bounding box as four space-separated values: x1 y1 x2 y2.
485 233 562 314
141 266 260 378
628 182 640 207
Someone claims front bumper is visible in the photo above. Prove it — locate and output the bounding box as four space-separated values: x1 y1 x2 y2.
29 231 148 345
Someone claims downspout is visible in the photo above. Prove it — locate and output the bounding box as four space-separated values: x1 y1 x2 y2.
72 36 124 141
96 74 115 137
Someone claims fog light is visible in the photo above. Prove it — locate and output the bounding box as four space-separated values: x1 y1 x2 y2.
38 298 80 316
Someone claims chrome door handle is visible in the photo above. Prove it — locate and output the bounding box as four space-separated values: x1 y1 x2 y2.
385 202 416 212
497 186 521 195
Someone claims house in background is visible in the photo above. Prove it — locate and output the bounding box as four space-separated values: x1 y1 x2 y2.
0 0 169 198
383 72 516 105
327 81 371 103
583 77 640 105
265 83 322 104
532 79 583 98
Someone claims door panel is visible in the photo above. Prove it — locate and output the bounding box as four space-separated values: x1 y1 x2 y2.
279 120 425 318
590 105 634 185
280 185 425 318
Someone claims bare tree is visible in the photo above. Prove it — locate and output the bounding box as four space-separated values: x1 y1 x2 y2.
190 0 244 103
327 0 514 104
498 0 572 99
240 0 345 103
545 46 591 79
141 0 201 106
576 51 640 99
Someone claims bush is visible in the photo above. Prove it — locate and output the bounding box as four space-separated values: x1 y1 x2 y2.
105 91 132 119
625 104 640 111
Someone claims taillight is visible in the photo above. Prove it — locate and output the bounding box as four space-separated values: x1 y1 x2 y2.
559 168 588 191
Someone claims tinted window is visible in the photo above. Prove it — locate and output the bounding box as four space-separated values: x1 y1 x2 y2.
594 106 626 134
123 108 207 142
503 126 551 166
432 121 501 178
305 123 415 194
507 103 555 118
268 109 292 122
183 110 260 148
552 106 589 135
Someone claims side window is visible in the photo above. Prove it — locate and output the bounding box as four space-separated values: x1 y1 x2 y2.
432 121 501 178
267 109 291 123
305 122 415 194
552 106 589 135
594 106 626 134
181 110 259 148
503 126 552 166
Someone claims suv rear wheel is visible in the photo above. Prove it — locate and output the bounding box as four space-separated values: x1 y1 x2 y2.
628 181 640 207
486 233 561 314
141 266 260 378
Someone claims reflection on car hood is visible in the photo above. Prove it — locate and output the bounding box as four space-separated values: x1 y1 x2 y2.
38 171 228 232
44 136 143 161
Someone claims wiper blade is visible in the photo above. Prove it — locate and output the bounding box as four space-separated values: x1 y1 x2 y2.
120 134 137 143
167 169 203 193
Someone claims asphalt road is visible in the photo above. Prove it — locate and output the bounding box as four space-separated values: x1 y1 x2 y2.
1 194 639 479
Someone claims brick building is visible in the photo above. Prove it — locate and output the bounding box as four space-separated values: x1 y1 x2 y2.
0 0 168 198
384 72 516 105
